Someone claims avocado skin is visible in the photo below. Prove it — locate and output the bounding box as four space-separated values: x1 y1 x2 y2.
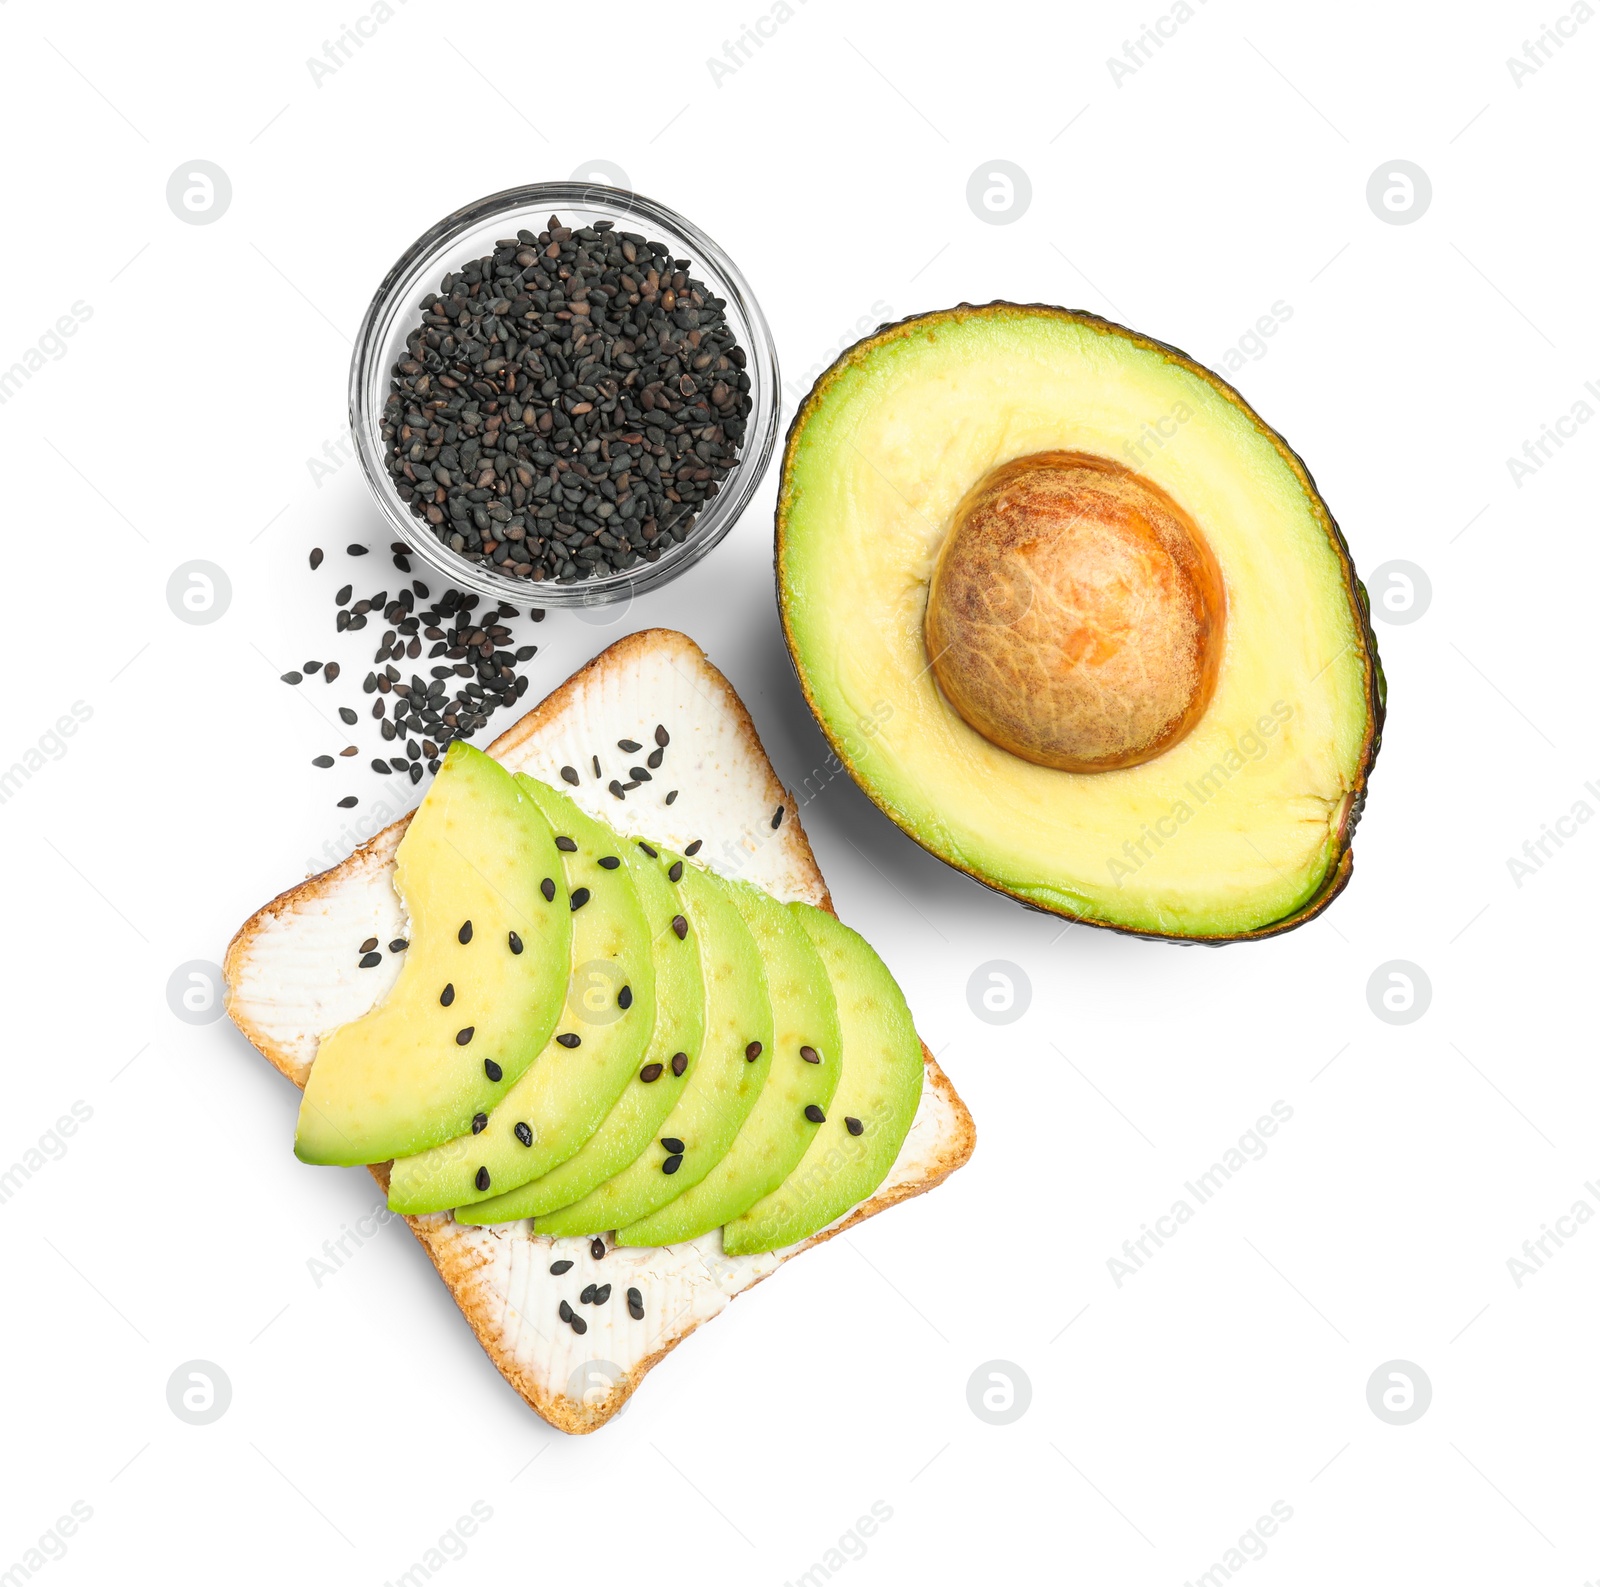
773 301 1384 945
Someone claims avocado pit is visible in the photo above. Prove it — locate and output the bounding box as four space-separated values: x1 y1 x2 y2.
923 451 1225 772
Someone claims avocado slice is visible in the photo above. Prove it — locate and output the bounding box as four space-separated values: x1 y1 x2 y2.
616 875 842 1247
776 302 1384 941
458 832 706 1225
386 776 655 1215
295 743 570 1166
534 860 773 1239
723 903 922 1255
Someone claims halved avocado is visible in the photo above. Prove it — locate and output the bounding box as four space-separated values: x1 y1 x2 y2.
775 302 1383 941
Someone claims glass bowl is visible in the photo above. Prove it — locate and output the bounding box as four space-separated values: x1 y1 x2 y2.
347 182 780 608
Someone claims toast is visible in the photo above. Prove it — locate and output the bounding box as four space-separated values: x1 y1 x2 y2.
224 628 974 1433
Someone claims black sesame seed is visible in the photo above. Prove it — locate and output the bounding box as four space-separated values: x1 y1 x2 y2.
281 671 303 686
637 841 658 858
337 796 358 808
804 1104 826 1124
555 836 578 852
456 1027 475 1045
598 855 621 870
661 1137 685 1154
581 1283 597 1303
440 983 455 1006
591 1237 606 1260
665 790 678 805
667 861 683 883
608 780 626 800
647 747 664 769
559 1299 573 1322
556 1032 581 1048
458 920 473 943
347 543 368 556
550 1259 574 1275
360 937 379 953
508 930 523 955
745 1041 763 1062
845 1116 865 1136
618 739 641 753
655 725 669 747
474 1166 491 1191
618 985 633 1010
484 1059 503 1081
324 662 341 684
592 756 602 778
358 951 382 969
514 1121 533 1146
671 1052 688 1077
560 765 580 786
540 877 556 902
772 805 785 829
339 706 359 726
593 1284 612 1305
671 915 687 939
630 767 651 783
640 1062 664 1083
336 583 353 604
627 1287 644 1319
684 839 702 856
312 754 334 769
472 1112 488 1134
570 1313 588 1335
800 1046 821 1064
310 547 325 570
390 938 409 952
570 887 591 911
662 1153 683 1175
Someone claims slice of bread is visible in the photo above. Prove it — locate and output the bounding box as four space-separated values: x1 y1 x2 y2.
225 628 975 1433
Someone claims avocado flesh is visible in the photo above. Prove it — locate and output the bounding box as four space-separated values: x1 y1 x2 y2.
616 876 842 1247
723 904 923 1255
776 303 1383 940
458 838 706 1225
386 777 655 1215
295 743 570 1166
535 862 773 1239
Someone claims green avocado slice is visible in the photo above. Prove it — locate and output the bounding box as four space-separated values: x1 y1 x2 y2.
534 860 772 1239
386 776 654 1215
458 835 705 1225
722 903 922 1255
617 876 841 1247
295 742 570 1167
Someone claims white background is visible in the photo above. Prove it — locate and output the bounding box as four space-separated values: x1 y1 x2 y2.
1 1 1595 1583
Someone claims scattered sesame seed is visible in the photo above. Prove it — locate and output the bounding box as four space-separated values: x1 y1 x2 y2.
640 1062 664 1083
440 983 455 1006
310 547 324 570
570 1314 588 1335
592 756 601 778
570 887 591 911
618 986 633 1010
670 1052 688 1077
845 1116 864 1136
390 938 409 952
608 779 626 799
593 1284 612 1305
745 1041 763 1062
484 1059 503 1081
508 930 523 955
618 738 641 753
474 1166 491 1191
598 855 621 870
667 861 683 883
541 877 556 902
647 747 663 769
581 1282 597 1303
665 790 678 804
771 805 784 829
559 1299 573 1322
662 1153 683 1174
458 920 473 944
627 1287 644 1319
550 1259 574 1275
472 1112 488 1134
358 951 382 969
337 796 359 808
281 671 303 686
514 1121 533 1146
560 766 580 786
637 841 658 858
591 1237 606 1260
654 725 669 747
456 1027 475 1046
671 915 688 940
312 755 335 769
361 937 379 953
556 1033 581 1048
661 1136 685 1153
555 836 577 853
800 1046 821 1064
804 1104 826 1124
684 840 702 856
